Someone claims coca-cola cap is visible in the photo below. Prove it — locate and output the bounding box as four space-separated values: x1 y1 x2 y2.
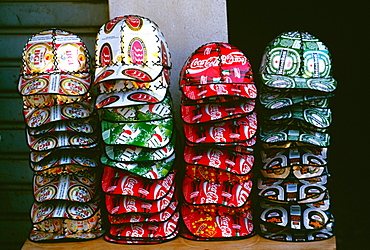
181 201 254 239
183 113 257 144
183 145 254 175
107 211 180 239
182 174 252 207
102 166 176 200
19 29 91 96
105 185 176 215
94 15 171 84
104 227 179 244
181 98 255 124
260 31 337 92
108 200 178 224
180 42 256 100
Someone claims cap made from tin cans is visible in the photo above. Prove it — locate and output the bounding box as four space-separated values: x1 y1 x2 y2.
108 200 178 224
19 29 91 96
105 185 176 215
180 42 256 100
260 31 337 92
102 166 176 200
104 228 179 244
181 201 254 239
181 98 255 124
182 175 252 207
94 15 171 84
183 145 254 175
107 211 179 239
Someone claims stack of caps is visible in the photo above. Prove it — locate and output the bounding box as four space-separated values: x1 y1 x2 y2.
179 42 257 240
256 30 336 241
18 29 104 242
93 15 179 244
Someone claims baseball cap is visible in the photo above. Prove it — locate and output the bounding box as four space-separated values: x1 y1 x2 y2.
94 15 171 84
260 31 337 92
180 42 257 100
19 29 91 96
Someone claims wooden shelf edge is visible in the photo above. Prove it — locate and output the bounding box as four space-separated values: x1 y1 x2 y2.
22 235 336 250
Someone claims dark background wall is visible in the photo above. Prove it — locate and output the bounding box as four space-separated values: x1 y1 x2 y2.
227 1 368 249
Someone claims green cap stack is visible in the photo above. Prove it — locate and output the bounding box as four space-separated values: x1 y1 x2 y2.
256 31 336 242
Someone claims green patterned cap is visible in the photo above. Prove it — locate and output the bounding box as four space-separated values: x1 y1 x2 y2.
260 31 337 92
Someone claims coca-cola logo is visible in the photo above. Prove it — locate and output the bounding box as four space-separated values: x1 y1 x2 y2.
209 126 227 142
207 149 223 168
205 104 222 120
129 38 146 65
190 52 247 69
100 44 112 66
209 84 228 95
105 16 125 33
122 69 152 82
124 197 138 212
125 16 143 31
121 176 139 196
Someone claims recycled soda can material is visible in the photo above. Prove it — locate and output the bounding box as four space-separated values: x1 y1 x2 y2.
23 93 91 108
258 219 334 242
183 145 254 175
257 174 329 204
33 170 98 203
104 228 179 244
260 31 337 92
100 94 173 122
107 200 178 224
183 113 257 144
107 211 180 239
185 136 257 149
181 99 255 124
260 147 328 171
180 42 257 100
26 131 98 151
101 153 175 180
24 99 94 128
181 201 254 239
259 85 333 110
105 185 176 215
94 15 171 84
258 198 334 231
103 134 175 163
263 106 332 130
19 29 92 97
260 125 330 147
27 117 98 136
182 174 252 207
101 166 176 200
29 200 103 242
101 117 174 148
185 164 252 184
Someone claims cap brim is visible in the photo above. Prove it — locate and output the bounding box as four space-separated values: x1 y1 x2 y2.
181 83 257 100
261 73 337 92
